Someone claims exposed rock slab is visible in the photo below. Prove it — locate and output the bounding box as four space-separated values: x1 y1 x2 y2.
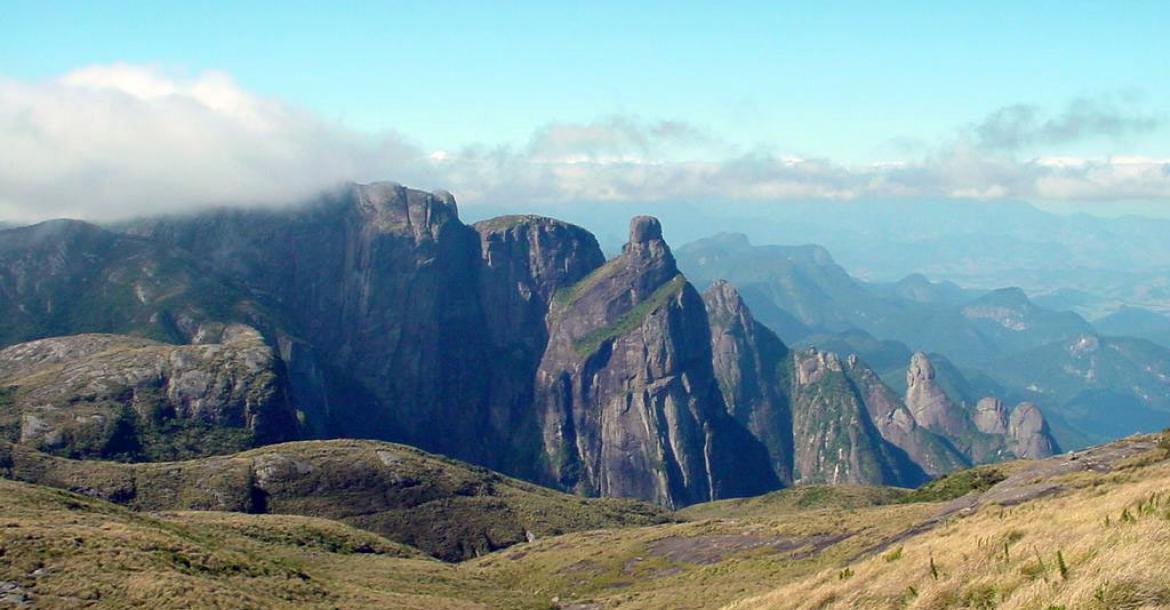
0 326 296 460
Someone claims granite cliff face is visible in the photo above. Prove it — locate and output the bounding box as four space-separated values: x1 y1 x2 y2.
534 218 777 507
904 352 970 437
902 352 1059 461
788 348 922 485
703 280 795 484
703 281 958 487
0 325 296 460
2 188 781 506
473 216 607 476
840 357 969 477
133 183 495 463
973 397 1010 435
0 182 1062 507
1007 402 1058 458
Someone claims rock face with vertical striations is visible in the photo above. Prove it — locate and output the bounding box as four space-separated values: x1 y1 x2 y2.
130 183 498 465
841 358 969 477
703 280 963 487
973 397 1010 435
904 352 969 437
789 348 919 485
534 218 778 507
472 215 607 477
703 280 795 484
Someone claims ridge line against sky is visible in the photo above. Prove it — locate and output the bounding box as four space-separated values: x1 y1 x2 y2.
0 1 1168 221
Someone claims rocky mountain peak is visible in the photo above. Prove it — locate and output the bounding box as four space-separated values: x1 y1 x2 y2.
973 397 1009 435
703 280 747 318
431 189 459 215
904 352 967 436
906 351 936 386
1008 401 1057 458
622 216 677 277
794 348 843 385
475 215 604 306
350 182 461 239
531 215 779 506
628 215 662 243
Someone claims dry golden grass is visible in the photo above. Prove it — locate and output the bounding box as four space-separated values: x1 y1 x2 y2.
4 436 1169 609
0 479 499 609
723 448 1170 610
470 494 936 610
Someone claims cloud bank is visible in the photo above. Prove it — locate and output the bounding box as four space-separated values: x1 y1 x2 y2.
0 64 420 220
1 64 1168 222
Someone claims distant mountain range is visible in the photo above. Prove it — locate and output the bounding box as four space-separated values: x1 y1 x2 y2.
465 198 1170 320
676 233 1170 448
0 182 1058 508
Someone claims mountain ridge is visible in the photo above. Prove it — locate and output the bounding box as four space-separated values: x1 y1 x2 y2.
0 183 1063 507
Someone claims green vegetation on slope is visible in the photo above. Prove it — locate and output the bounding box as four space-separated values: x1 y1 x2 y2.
551 256 624 308
572 274 687 355
895 463 1009 503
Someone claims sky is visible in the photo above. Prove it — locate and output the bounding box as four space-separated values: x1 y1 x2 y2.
1 1 1168 220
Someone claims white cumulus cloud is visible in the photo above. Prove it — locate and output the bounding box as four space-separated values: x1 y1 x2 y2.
0 64 421 221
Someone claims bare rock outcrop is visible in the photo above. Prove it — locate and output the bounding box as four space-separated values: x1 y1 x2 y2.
905 352 967 436
534 218 777 507
0 325 296 459
704 280 795 484
1007 402 1058 458
903 353 1058 461
973 397 1009 435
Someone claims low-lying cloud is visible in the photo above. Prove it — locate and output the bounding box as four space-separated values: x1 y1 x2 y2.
1 64 1168 222
973 96 1163 150
0 64 422 221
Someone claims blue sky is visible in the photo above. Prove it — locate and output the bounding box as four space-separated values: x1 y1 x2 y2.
1 1 1168 219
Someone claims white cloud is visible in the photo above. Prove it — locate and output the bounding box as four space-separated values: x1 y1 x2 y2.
1 64 1169 222
0 63 422 221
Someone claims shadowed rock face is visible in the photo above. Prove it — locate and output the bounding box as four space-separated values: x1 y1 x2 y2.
29 189 780 506
0 326 296 460
473 215 607 476
535 219 778 507
132 184 497 461
8 187 777 506
704 280 795 484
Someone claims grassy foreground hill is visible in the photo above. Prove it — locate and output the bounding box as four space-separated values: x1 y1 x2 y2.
0 439 673 562
1 434 1169 609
